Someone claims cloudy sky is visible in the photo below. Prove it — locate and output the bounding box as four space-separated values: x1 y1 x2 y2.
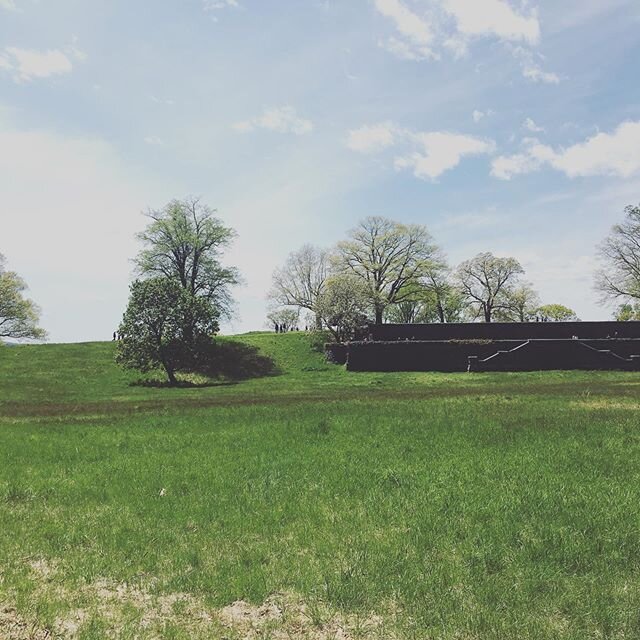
1 0 639 342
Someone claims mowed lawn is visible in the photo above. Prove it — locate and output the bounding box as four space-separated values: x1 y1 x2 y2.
1 333 640 639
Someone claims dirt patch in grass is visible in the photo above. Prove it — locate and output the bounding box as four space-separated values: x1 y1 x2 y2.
2 558 393 639
0 607 51 640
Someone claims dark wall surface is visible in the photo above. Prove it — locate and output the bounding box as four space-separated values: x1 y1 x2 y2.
345 339 640 372
362 322 640 342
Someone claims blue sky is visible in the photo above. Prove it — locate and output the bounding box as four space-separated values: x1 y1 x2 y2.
1 0 640 342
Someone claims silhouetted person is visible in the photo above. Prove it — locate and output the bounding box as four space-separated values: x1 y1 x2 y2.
113 331 117 341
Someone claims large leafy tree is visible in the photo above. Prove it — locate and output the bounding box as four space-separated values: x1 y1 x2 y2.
595 204 640 305
135 197 240 319
269 244 330 329
0 253 46 341
334 216 440 324
116 278 219 384
455 252 524 322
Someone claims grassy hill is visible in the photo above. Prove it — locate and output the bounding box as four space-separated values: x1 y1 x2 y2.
1 334 640 638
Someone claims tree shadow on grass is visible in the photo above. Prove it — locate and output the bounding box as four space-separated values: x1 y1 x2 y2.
129 340 280 388
200 340 281 380
131 379 240 389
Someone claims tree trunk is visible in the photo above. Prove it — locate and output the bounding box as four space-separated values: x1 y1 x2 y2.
375 306 384 325
315 312 323 330
437 302 445 323
163 362 177 385
484 306 492 322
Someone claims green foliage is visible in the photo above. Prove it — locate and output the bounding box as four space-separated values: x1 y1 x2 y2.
135 197 240 319
116 278 219 384
536 303 579 321
316 275 370 342
456 252 525 322
615 302 640 321
335 216 441 324
495 283 541 322
0 253 46 341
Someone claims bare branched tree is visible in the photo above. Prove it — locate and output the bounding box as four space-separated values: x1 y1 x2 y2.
455 252 524 322
595 204 640 305
269 245 330 329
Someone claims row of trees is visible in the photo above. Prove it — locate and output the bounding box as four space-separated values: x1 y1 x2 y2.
268 217 578 341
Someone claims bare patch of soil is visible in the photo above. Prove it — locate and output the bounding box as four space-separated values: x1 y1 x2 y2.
1 559 393 639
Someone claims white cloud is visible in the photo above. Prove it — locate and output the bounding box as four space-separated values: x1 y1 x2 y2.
204 0 239 9
472 109 494 123
552 121 640 178
150 95 175 106
374 0 435 60
523 117 544 132
0 0 17 10
233 106 313 135
144 136 165 146
0 47 75 82
491 121 640 180
522 64 560 84
395 131 495 179
348 120 494 179
441 0 540 44
347 122 397 153
374 0 542 67
491 149 543 180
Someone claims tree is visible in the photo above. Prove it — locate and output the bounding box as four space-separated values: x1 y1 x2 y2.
0 253 46 341
334 216 440 324
421 258 468 322
316 275 371 342
455 252 524 322
116 278 219 384
135 197 240 320
536 304 579 322
495 283 540 322
266 307 300 332
595 204 640 307
615 302 640 321
384 280 466 324
270 245 330 329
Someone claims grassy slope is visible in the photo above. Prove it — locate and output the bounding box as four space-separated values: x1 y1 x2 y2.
1 334 640 638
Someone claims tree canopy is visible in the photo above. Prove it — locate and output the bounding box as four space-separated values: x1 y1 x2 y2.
536 304 579 322
334 216 440 324
455 252 524 322
116 278 219 384
135 197 240 319
0 253 46 341
316 275 370 342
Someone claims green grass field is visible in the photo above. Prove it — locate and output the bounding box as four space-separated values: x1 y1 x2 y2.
1 333 640 639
